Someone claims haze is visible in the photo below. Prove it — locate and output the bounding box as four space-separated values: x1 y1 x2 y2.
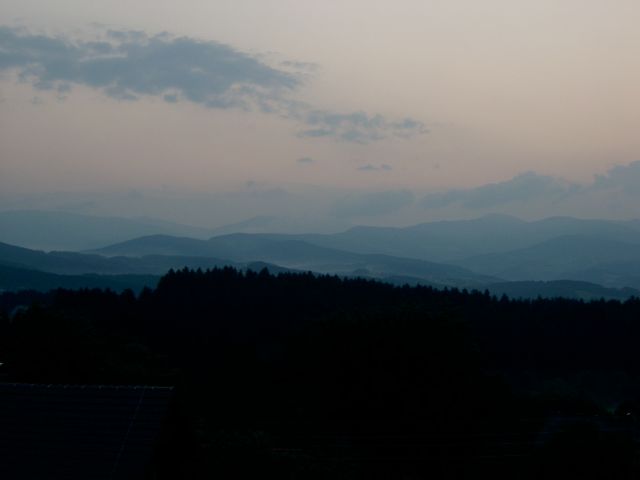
1 0 640 227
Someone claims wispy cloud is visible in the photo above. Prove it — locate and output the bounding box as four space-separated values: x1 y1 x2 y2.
357 163 393 172
0 26 427 144
298 112 427 144
280 60 318 72
0 26 296 107
593 161 640 194
416 161 640 219
296 156 314 165
421 172 575 209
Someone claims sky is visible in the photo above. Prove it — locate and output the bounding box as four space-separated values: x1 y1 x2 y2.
1 1 640 227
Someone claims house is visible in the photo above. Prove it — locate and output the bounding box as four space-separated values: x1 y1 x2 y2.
0 383 174 479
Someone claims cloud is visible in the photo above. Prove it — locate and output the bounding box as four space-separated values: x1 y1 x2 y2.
413 161 640 219
280 60 318 72
296 156 314 165
331 190 415 218
0 26 296 108
593 161 640 195
298 111 427 144
421 172 574 210
357 163 393 172
0 26 426 144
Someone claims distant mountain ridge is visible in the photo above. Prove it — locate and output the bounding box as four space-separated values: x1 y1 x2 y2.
455 235 640 283
0 210 214 251
90 214 640 290
4 212 640 296
269 214 640 262
1 238 638 300
0 264 158 293
0 238 493 292
92 234 496 288
485 280 639 302
0 241 238 276
5 210 640 262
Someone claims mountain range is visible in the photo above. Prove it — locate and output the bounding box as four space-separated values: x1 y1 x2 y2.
91 233 496 287
267 214 640 262
0 210 214 251
2 210 640 299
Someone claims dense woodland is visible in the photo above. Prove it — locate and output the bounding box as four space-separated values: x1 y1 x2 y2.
2 268 640 478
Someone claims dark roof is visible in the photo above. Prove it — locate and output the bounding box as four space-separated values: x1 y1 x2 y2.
0 383 174 479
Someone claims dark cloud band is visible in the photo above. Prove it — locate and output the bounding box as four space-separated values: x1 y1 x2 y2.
0 26 426 144
421 172 573 209
0 27 296 106
357 163 393 172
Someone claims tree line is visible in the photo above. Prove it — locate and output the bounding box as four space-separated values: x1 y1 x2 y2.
1 267 639 478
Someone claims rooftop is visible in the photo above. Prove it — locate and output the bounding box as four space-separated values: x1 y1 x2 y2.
0 383 174 479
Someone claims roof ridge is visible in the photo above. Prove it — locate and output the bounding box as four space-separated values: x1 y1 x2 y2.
0 382 174 390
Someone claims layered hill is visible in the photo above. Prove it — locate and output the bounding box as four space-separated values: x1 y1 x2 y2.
454 235 640 288
277 215 640 262
4 212 640 297
0 241 238 276
92 234 496 288
0 265 157 293
0 210 213 251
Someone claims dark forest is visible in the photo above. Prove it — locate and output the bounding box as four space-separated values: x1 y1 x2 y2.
2 268 640 478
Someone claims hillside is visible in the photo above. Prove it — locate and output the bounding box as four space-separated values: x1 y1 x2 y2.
456 235 640 287
486 280 640 301
93 234 498 288
0 241 239 276
0 210 213 251
258 215 640 262
0 264 158 292
4 268 640 476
